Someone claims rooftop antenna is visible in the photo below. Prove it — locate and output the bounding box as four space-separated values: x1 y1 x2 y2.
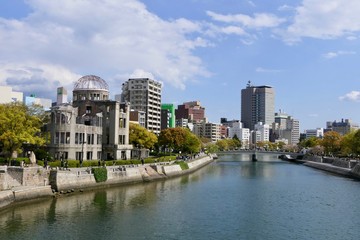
247 80 251 87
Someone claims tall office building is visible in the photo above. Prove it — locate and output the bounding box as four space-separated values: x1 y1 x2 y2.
121 78 162 134
241 81 275 130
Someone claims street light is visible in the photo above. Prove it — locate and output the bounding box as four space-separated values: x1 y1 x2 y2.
81 140 86 167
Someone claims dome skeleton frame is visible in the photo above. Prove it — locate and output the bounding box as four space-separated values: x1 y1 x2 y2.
74 75 109 91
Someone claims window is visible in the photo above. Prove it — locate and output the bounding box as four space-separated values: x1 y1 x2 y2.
66 132 70 144
119 135 125 144
97 134 102 145
86 106 92 114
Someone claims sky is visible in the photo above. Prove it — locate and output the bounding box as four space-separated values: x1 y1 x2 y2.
1 0 360 132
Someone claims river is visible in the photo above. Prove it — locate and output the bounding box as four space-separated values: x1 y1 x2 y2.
1 153 359 240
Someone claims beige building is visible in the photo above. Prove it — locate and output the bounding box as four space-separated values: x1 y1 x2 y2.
120 78 162 134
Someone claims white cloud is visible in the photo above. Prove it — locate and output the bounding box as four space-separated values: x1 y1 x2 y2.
282 0 360 43
323 51 356 59
256 67 283 73
129 69 155 80
0 0 210 99
206 11 285 29
278 5 295 11
0 62 81 99
339 91 360 102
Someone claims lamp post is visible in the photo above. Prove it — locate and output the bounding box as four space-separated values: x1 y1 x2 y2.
81 140 86 167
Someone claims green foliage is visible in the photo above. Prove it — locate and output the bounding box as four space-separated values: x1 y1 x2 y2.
49 161 61 168
299 136 320 148
321 131 341 155
92 167 107 182
34 149 52 161
129 123 158 149
0 102 47 159
204 143 219 153
216 138 241 151
176 161 189 170
158 127 201 153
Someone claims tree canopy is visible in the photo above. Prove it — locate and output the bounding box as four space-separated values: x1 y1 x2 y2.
158 127 201 153
0 102 47 158
129 123 158 149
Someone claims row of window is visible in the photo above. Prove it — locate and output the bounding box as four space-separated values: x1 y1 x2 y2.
55 132 102 145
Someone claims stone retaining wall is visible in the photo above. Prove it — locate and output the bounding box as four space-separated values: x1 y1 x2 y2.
50 156 214 193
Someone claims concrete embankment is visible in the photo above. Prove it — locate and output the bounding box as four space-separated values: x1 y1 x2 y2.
0 186 53 210
51 155 215 192
0 155 215 211
303 155 360 180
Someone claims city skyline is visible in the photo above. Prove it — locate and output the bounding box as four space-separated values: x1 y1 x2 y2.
1 0 360 132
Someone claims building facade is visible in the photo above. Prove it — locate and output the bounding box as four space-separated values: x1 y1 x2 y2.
47 75 133 161
0 86 23 103
305 128 324 139
272 111 300 145
241 81 275 130
175 101 205 123
193 122 221 142
228 121 250 149
254 122 270 142
121 78 162 134
161 103 175 130
25 95 52 110
326 119 359 135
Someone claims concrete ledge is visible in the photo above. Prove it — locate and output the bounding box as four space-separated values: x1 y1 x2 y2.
304 161 353 178
12 186 54 202
0 190 14 209
162 165 182 176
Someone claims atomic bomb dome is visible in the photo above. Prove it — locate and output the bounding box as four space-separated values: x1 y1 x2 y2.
73 75 109 102
74 75 109 91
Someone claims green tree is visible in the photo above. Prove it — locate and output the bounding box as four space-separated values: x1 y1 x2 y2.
232 135 242 148
216 139 229 151
129 123 157 149
348 130 360 156
158 127 200 153
321 131 342 156
205 142 219 153
0 102 46 159
299 136 320 148
182 132 201 154
340 131 355 156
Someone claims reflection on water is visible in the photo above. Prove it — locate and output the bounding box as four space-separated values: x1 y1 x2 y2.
1 153 360 240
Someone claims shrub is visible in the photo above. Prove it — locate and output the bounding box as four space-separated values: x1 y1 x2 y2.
92 167 107 182
176 161 189 170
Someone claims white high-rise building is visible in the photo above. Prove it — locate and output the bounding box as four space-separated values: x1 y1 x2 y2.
121 78 162 134
254 122 270 142
228 121 250 149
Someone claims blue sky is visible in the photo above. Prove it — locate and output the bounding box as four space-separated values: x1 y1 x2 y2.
1 0 360 132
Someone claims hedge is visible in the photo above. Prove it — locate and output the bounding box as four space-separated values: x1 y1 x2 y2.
92 167 107 182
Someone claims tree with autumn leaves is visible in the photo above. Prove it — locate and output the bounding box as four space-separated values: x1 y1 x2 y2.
158 127 201 154
129 123 158 149
299 130 360 157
